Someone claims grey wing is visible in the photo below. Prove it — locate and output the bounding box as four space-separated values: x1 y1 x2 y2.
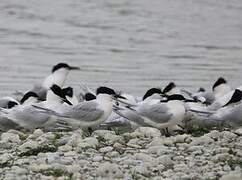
222 105 242 126
12 106 51 128
63 101 104 122
0 116 21 131
115 109 151 127
139 103 172 123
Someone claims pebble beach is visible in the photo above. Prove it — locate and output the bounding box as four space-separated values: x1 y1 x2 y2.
0 127 241 180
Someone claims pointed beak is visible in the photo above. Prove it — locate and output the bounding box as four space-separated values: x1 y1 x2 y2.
63 98 73 105
113 94 126 99
69 66 80 70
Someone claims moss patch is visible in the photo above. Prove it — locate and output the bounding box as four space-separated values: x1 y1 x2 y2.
227 159 242 170
19 144 57 157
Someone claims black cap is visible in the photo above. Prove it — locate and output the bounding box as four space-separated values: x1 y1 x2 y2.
212 77 227 90
143 88 162 100
223 89 242 107
52 63 80 73
20 91 39 104
96 86 116 95
163 82 176 94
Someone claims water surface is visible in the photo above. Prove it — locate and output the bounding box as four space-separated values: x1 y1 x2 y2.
0 0 242 96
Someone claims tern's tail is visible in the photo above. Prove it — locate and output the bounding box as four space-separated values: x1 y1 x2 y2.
188 109 215 115
0 107 10 114
31 105 61 116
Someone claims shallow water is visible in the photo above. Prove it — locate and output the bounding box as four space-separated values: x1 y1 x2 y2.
0 0 242 97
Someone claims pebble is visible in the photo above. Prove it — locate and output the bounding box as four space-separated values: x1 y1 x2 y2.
0 128 241 179
1 132 21 144
77 137 99 150
96 162 123 178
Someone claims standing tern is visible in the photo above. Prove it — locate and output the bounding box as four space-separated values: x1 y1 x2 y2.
32 63 80 100
212 77 231 100
113 94 187 132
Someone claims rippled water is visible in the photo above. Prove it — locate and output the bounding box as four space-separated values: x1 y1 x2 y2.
0 0 242 97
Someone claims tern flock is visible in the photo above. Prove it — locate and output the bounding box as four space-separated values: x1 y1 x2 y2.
0 62 242 134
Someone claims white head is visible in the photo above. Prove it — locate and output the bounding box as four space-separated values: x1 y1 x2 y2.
96 86 116 101
212 77 231 99
42 63 80 89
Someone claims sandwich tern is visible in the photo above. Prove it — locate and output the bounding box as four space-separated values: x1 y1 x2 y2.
32 63 80 100
34 86 121 129
113 94 187 132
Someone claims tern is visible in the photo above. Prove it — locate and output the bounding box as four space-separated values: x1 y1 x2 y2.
33 86 122 129
32 63 80 100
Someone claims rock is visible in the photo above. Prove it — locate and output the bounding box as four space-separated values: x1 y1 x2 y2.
106 151 119 158
172 134 192 144
221 131 238 141
93 155 103 162
0 153 13 167
4 166 28 180
66 129 83 147
132 163 150 176
92 130 122 144
77 137 99 150
31 163 71 177
58 145 72 152
96 162 123 178
190 135 214 146
147 137 173 147
157 155 173 168
135 153 155 163
220 171 242 180
1 132 21 144
28 129 44 139
234 128 242 136
206 130 221 140
135 127 161 138
212 153 232 163
99 146 113 153
127 138 142 148
147 145 172 156
18 140 39 155
36 132 56 145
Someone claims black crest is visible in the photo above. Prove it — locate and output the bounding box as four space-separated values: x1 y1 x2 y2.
63 87 73 97
96 86 116 95
7 101 18 108
198 87 205 92
212 77 227 90
163 82 176 94
143 88 162 100
20 91 39 104
167 94 186 101
223 89 242 107
50 84 72 105
52 63 70 73
52 63 80 73
50 84 66 99
85 93 96 101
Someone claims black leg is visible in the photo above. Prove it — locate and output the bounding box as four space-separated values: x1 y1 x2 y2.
165 127 170 137
88 127 93 135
